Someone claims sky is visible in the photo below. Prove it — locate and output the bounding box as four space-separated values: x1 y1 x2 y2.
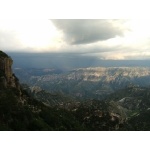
0 19 150 60
0 0 150 60
1 19 150 60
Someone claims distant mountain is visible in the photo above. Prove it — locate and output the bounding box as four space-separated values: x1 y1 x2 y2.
14 67 150 100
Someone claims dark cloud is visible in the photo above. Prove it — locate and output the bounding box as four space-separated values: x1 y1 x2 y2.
51 19 127 45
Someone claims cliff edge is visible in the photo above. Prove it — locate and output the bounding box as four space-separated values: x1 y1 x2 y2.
0 50 19 88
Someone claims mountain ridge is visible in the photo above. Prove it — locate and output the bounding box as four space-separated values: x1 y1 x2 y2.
14 66 150 100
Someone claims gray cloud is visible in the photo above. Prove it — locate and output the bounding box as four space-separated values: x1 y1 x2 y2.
1 19 150 60
51 19 128 45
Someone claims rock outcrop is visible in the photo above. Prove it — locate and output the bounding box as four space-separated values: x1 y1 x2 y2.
0 50 24 103
0 50 18 87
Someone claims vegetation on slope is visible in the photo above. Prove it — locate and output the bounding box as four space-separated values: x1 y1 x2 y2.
0 50 9 58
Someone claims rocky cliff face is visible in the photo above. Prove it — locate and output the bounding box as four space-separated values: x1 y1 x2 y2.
0 50 23 103
0 50 17 87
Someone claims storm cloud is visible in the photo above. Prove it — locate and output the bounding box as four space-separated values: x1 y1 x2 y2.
1 19 150 60
51 19 128 45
